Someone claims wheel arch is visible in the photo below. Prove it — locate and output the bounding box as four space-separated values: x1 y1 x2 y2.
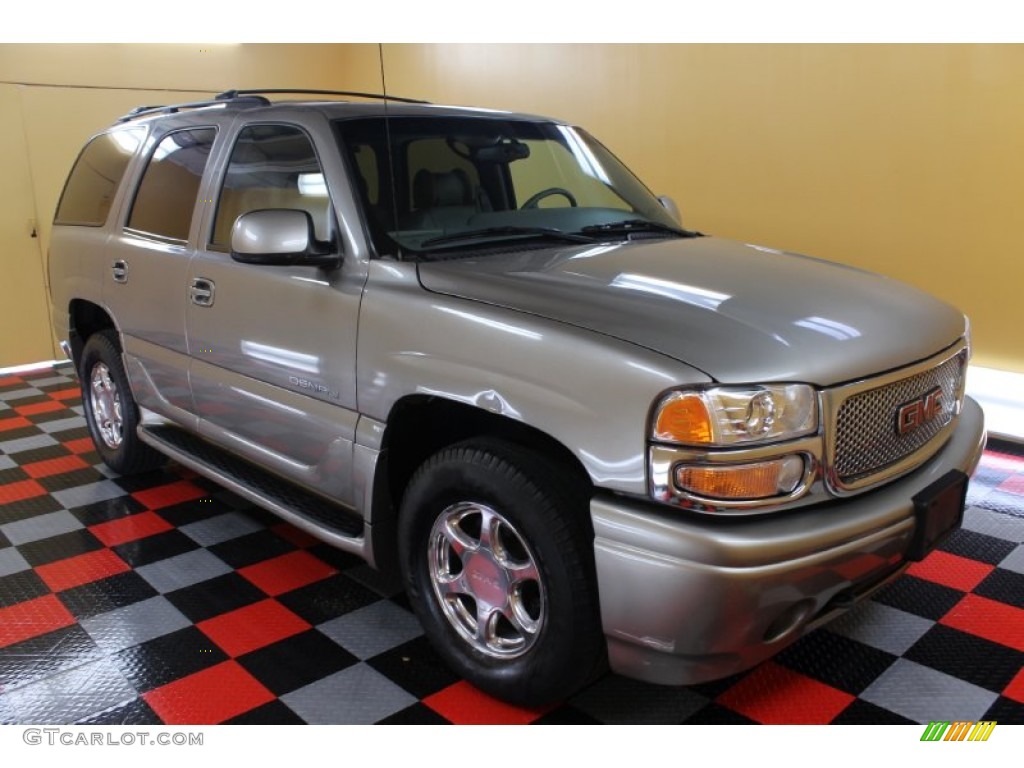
369 394 594 574
67 299 118 370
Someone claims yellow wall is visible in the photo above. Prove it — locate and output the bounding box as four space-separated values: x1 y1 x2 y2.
1 44 1021 372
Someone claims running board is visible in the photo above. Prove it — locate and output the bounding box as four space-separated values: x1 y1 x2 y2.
138 425 368 558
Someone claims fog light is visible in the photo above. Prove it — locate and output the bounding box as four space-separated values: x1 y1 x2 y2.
674 455 805 500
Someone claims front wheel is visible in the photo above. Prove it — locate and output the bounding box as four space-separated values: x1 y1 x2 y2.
79 330 164 475
398 439 604 706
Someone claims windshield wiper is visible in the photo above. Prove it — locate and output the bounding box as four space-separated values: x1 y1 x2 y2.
419 226 598 249
580 219 701 239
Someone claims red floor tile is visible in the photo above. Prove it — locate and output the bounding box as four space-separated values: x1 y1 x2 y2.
980 451 1024 473
14 400 66 417
197 598 310 657
238 550 337 597
940 594 1024 652
0 376 22 387
424 680 550 724
1004 667 1024 704
49 388 82 401
21 454 89 479
143 660 275 725
36 548 132 592
906 550 994 593
132 480 206 510
0 416 32 433
716 661 856 724
0 594 77 648
89 510 175 547
996 474 1024 495
64 437 98 454
0 478 47 504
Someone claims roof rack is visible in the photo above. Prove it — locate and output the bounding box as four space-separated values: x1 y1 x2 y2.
116 94 270 123
214 88 429 105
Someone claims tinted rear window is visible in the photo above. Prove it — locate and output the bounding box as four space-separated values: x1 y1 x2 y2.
54 129 145 226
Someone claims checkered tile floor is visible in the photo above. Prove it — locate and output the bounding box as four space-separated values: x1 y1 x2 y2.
1 365 1022 725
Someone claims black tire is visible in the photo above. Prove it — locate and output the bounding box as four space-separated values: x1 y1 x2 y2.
398 438 604 706
79 330 164 475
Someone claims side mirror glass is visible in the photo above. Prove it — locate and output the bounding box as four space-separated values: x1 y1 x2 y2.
657 195 682 226
230 209 340 268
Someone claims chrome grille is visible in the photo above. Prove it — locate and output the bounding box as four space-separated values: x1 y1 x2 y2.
833 350 967 485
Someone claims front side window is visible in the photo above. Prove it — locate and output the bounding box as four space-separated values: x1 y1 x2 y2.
211 124 331 248
127 128 217 242
55 129 145 226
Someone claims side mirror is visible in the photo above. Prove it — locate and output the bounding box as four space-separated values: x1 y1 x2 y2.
230 209 340 269
657 195 682 226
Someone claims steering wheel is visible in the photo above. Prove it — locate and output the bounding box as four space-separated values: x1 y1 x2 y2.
520 187 578 209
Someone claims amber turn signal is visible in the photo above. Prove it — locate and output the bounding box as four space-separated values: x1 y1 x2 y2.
674 456 804 501
654 393 713 444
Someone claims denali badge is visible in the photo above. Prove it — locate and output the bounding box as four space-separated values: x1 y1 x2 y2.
896 387 944 435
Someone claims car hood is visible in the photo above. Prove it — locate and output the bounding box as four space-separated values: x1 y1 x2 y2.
416 237 966 386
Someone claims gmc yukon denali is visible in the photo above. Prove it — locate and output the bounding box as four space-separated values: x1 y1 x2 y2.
47 89 986 705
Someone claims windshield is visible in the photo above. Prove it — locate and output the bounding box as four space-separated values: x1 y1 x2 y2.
334 115 683 256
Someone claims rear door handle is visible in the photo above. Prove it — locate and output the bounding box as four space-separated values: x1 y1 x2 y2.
111 260 128 283
190 277 215 307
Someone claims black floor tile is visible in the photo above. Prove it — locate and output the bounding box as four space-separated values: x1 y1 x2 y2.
872 574 966 621
973 568 1024 609
208 528 298 570
0 625 101 690
904 624 1023 693
939 528 1017 565
683 702 759 724
37 467 105 493
238 629 359 696
0 569 50 608
378 702 452 724
367 636 460 700
165 572 267 624
776 630 898 695
68 495 147 526
982 696 1024 725
277 573 380 625
831 699 917 724
16 528 104 567
113 530 201 569
114 626 230 693
223 700 305 725
78 697 163 726
58 571 160 620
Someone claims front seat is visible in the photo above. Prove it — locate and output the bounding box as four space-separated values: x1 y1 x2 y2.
404 168 478 231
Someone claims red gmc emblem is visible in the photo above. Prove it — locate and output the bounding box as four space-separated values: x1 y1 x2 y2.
896 387 944 435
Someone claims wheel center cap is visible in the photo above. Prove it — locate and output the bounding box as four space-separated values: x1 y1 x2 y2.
465 554 506 607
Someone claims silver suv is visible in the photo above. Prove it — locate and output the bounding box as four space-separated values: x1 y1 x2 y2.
48 89 986 706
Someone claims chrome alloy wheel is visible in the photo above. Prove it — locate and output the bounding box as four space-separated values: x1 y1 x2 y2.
89 362 123 449
428 501 546 659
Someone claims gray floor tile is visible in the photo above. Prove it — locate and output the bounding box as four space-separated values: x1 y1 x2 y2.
0 433 58 455
37 416 87 434
0 387 42 402
860 659 999 723
0 455 15 471
827 600 935 656
0 658 136 724
180 512 264 546
281 663 416 724
571 674 709 725
0 547 30 578
998 544 1024 575
318 600 423 659
136 549 233 593
52 480 129 510
1 510 84 545
81 596 192 653
28 376 76 388
961 506 1024 544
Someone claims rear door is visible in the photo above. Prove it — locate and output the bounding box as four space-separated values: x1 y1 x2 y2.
185 116 366 505
103 125 218 428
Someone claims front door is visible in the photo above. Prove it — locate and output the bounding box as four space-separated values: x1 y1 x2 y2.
186 120 364 504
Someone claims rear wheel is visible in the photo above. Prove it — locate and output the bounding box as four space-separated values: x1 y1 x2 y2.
79 330 164 475
398 438 603 706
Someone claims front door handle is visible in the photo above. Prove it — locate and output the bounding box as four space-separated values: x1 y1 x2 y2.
111 260 128 283
190 277 215 307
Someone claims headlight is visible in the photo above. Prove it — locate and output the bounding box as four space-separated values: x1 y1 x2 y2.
652 384 818 446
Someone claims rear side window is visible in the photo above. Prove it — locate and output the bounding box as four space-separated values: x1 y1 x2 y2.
54 129 144 226
127 128 217 242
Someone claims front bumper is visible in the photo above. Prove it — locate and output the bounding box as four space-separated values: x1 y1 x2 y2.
591 396 986 686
